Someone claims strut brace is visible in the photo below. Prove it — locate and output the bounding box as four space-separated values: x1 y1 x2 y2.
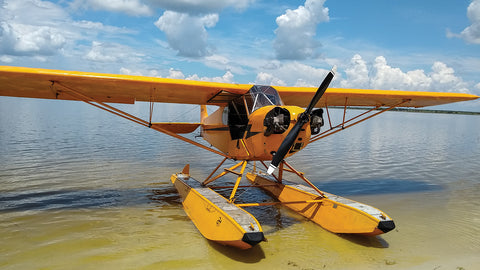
51 81 229 158
310 99 411 143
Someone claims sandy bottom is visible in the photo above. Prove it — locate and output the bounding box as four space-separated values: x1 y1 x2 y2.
1 183 478 270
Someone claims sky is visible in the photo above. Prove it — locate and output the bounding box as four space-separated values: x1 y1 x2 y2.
1 0 479 109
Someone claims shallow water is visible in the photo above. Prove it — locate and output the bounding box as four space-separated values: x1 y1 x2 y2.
1 97 479 269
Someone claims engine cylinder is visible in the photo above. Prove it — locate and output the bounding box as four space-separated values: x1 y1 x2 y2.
263 107 291 136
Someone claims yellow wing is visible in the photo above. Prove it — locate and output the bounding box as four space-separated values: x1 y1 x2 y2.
0 66 477 107
0 66 249 104
276 86 478 108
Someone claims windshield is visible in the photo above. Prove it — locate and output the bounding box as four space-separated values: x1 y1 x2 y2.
225 85 284 140
247 85 283 113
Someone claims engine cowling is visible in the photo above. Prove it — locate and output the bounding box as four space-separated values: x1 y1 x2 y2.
263 107 291 136
239 105 310 160
310 108 324 135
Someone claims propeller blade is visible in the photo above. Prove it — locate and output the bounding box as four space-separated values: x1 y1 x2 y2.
267 113 306 174
305 66 336 115
267 67 336 175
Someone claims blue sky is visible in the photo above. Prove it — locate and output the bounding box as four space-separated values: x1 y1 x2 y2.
1 0 479 109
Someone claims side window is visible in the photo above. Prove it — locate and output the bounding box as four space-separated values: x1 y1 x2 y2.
222 107 229 125
227 97 249 140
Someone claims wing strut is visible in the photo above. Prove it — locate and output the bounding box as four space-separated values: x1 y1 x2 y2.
310 99 411 144
52 81 228 158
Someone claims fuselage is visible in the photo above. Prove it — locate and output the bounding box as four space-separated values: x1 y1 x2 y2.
200 85 323 161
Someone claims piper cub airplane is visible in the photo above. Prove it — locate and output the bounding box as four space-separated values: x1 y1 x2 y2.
0 65 478 249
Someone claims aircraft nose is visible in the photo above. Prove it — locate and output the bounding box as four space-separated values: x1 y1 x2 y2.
263 106 291 136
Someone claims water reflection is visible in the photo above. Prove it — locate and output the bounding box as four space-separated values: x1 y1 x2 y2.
339 234 389 248
0 188 151 212
208 241 266 263
147 184 181 207
317 178 442 196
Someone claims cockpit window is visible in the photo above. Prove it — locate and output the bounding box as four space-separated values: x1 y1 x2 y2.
248 85 283 113
226 85 284 140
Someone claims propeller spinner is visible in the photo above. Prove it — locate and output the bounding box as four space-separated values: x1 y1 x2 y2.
267 66 336 175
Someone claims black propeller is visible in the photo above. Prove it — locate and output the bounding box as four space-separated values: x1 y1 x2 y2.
267 66 336 175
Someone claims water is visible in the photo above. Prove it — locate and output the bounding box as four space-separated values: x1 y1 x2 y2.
1 97 479 269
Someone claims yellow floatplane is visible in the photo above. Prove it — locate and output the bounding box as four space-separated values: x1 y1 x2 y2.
0 65 477 249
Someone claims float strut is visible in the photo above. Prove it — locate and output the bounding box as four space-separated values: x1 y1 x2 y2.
229 161 248 203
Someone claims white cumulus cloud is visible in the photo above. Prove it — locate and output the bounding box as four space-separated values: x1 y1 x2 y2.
255 72 287 86
447 0 480 44
0 22 66 56
340 54 470 93
0 0 136 61
186 71 235 83
147 0 254 14
255 61 330 87
341 54 370 88
162 68 235 83
0 55 13 63
84 41 144 63
154 11 218 57
71 0 153 16
120 67 144 76
166 68 185 79
0 0 68 56
151 1 255 59
273 0 329 60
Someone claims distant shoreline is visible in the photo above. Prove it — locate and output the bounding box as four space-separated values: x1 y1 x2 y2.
330 106 480 115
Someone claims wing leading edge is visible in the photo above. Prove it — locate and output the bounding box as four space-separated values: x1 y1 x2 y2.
0 66 477 107
0 66 249 104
